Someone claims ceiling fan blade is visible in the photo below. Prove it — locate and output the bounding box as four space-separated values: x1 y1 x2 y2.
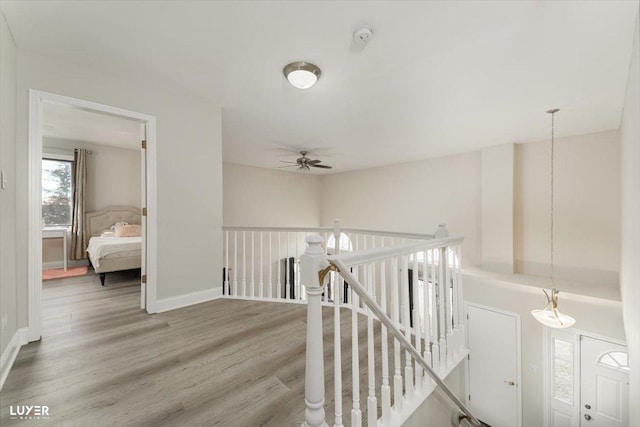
279 160 298 164
311 164 333 169
278 164 299 168
308 159 322 164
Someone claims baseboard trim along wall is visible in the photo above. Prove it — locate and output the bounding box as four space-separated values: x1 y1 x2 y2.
155 287 223 313
1 328 28 391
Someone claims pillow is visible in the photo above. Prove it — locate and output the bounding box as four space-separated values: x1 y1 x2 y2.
110 221 129 231
115 224 141 237
101 230 116 237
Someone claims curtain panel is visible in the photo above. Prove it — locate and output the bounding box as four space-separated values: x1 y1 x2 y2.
70 148 87 260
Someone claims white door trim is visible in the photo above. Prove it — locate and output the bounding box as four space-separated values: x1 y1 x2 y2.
28 89 158 342
465 302 523 427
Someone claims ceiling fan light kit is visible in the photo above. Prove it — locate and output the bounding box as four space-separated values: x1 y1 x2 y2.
283 61 321 89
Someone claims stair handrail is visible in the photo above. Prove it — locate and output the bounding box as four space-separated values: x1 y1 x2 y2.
326 256 481 427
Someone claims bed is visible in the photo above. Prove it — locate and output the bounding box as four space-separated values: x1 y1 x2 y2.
85 206 142 286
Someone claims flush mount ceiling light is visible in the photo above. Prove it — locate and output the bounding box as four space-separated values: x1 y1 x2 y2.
283 61 321 89
531 109 576 329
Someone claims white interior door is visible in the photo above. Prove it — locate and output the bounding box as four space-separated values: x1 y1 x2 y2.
140 123 147 310
580 336 629 427
467 304 520 427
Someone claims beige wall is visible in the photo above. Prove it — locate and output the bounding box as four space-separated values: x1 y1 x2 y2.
0 8 18 356
481 143 515 273
41 138 141 265
319 152 483 268
515 130 621 292
15 50 223 318
620 13 640 427
223 163 321 227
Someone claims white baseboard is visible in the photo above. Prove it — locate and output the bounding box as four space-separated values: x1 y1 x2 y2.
42 260 88 270
1 327 28 391
155 287 223 313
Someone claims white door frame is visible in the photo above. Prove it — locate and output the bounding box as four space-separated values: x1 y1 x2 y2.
543 328 627 427
28 89 158 342
465 302 523 427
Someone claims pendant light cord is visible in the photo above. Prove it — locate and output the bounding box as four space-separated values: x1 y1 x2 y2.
547 108 559 286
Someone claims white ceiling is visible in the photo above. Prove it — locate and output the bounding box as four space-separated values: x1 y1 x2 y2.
3 1 638 173
43 101 142 150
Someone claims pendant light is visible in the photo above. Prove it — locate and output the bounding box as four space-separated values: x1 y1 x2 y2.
531 109 576 329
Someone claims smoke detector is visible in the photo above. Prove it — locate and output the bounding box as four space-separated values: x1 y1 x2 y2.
353 28 373 45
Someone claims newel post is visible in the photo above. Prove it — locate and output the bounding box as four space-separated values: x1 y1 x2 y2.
301 235 330 427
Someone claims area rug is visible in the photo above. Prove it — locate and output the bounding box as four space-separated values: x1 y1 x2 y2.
43 266 89 281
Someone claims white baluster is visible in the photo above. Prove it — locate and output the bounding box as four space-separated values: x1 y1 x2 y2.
450 245 458 359
225 230 229 295
457 244 465 354
242 231 247 297
334 275 344 427
443 248 453 365
351 287 362 427
286 232 291 299
353 235 359 310
380 260 391 425
332 221 343 427
430 249 439 371
233 231 238 297
278 232 282 300
300 235 329 427
366 264 377 427
268 232 273 299
392 257 403 412
251 231 255 298
260 232 264 298
333 220 340 305
412 254 422 391
438 247 447 370
401 255 414 400
422 250 432 378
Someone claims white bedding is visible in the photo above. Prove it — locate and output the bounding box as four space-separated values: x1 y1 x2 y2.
87 236 142 267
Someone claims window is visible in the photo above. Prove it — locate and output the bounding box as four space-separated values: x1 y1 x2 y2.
326 232 353 252
42 158 73 227
552 338 573 404
598 351 630 372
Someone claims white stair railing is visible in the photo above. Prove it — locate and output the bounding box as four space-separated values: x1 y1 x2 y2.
221 222 434 303
300 230 480 427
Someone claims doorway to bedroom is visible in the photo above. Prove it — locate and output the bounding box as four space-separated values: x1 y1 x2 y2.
29 90 157 342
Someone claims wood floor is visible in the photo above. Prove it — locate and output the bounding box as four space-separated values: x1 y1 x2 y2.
1 273 405 427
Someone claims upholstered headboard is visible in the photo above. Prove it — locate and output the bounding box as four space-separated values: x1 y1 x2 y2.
85 206 141 238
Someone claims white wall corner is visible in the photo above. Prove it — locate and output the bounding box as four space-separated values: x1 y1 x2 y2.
0 327 28 391
154 287 223 313
481 143 515 274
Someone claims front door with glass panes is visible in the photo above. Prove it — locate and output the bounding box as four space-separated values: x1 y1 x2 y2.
547 330 629 427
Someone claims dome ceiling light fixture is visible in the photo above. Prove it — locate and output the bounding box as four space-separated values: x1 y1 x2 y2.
283 61 321 89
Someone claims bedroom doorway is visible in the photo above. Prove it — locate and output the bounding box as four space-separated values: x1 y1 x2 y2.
29 90 158 342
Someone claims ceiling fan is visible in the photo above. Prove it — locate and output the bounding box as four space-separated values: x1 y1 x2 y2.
278 151 333 171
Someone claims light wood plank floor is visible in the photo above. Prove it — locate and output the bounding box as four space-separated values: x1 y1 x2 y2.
1 273 406 426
